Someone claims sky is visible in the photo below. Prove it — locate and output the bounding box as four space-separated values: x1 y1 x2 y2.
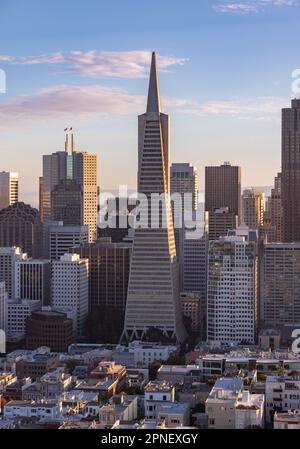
0 0 299 206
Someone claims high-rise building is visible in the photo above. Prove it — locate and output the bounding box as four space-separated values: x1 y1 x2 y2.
282 99 300 242
47 223 88 261
208 207 238 241
73 151 98 242
261 242 300 328
170 163 198 216
72 238 131 312
0 172 18 210
51 179 83 225
170 163 198 288
122 52 187 343
0 247 26 299
52 253 89 336
15 259 51 305
183 233 208 297
205 162 241 222
0 281 8 335
42 151 68 223
0 202 43 258
41 135 98 241
270 173 282 242
182 233 208 339
242 188 264 230
207 226 258 345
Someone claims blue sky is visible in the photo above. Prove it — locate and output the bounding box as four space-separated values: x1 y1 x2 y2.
0 0 299 205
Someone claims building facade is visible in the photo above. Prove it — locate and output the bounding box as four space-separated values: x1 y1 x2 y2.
0 172 18 210
72 238 131 312
52 253 89 336
281 99 300 242
207 228 258 345
261 243 300 327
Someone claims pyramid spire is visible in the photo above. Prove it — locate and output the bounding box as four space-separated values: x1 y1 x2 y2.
146 52 161 113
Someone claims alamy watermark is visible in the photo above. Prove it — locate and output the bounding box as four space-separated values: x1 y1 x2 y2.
98 185 202 239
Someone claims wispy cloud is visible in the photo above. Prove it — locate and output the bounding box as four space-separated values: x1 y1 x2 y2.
0 84 286 127
214 0 299 13
0 50 187 79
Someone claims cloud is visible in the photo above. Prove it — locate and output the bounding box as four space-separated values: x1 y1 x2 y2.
214 0 299 13
0 83 286 127
0 50 187 79
0 85 145 123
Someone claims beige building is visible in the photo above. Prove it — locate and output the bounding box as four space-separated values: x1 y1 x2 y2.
0 172 18 210
242 188 264 230
205 378 243 429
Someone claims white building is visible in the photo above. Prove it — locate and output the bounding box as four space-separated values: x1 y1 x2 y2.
205 377 243 429
274 410 300 429
4 400 61 420
235 390 264 429
0 247 26 299
207 227 258 345
52 253 89 336
265 376 300 423
98 395 138 427
113 341 179 366
144 380 175 420
0 172 18 210
7 299 41 340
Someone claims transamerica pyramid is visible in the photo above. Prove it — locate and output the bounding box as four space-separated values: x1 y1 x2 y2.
121 52 187 343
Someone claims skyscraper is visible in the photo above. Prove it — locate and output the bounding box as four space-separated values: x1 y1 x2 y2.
0 203 43 258
51 179 83 225
72 238 132 312
122 52 187 343
205 162 241 220
41 134 98 241
170 163 198 287
270 173 282 242
242 188 265 230
0 172 18 210
261 242 300 327
73 151 98 242
0 247 25 299
52 253 89 336
170 163 198 217
207 226 258 345
282 99 300 242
